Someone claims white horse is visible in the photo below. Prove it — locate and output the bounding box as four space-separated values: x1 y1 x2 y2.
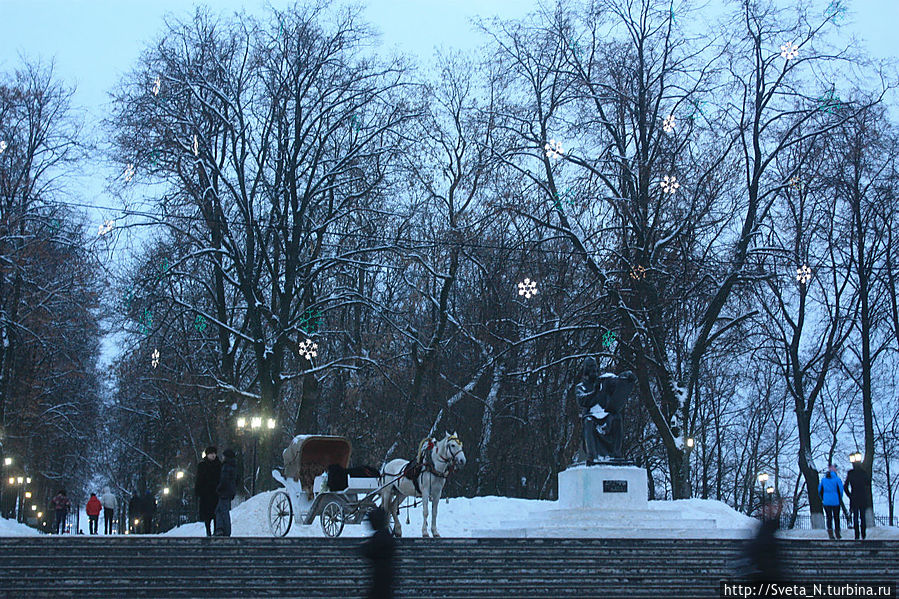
379 432 466 538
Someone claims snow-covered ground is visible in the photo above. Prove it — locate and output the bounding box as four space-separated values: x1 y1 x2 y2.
0 516 41 536
164 491 762 538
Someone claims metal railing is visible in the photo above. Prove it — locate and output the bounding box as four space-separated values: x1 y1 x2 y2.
780 514 896 529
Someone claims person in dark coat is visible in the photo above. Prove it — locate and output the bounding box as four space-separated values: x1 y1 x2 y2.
128 493 140 533
51 489 70 535
360 507 395 599
141 491 156 534
195 446 222 536
845 461 871 540
818 464 845 540
214 449 238 537
743 497 784 583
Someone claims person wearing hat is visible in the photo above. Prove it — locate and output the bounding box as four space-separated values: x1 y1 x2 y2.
214 448 238 537
195 446 222 537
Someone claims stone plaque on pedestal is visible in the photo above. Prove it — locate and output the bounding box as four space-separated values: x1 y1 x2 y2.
558 464 648 509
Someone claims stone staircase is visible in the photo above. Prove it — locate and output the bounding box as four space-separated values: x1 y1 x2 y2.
1 537 896 598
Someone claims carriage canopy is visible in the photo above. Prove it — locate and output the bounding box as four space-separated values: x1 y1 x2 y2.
282 435 353 493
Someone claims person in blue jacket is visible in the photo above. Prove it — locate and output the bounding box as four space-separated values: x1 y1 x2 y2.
818 464 845 539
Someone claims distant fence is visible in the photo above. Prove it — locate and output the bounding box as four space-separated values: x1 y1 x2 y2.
780 513 896 530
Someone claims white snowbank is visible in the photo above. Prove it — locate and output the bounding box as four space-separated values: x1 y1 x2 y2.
164 492 766 538
0 516 41 536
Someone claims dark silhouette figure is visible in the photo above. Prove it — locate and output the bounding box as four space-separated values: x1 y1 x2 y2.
141 491 156 534
574 358 636 462
214 448 238 537
51 489 70 535
360 507 395 599
845 462 871 540
742 497 785 584
195 446 222 536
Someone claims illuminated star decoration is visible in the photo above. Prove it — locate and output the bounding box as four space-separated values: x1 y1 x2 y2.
817 87 842 114
517 278 538 299
544 139 564 160
193 315 208 332
151 348 160 368
192 135 199 157
152 76 161 96
98 220 115 237
630 265 647 280
602 330 617 348
780 42 799 61
796 265 813 285
660 175 680 195
124 163 135 183
663 114 676 133
299 307 322 334
789 177 801 188
298 338 318 361
0 141 7 155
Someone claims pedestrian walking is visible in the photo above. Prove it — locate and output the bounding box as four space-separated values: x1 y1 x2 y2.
86 493 102 535
142 490 156 534
743 495 784 583
128 492 140 533
214 448 237 537
101 486 117 534
195 445 221 537
360 507 395 599
51 489 70 535
818 464 845 540
845 461 871 540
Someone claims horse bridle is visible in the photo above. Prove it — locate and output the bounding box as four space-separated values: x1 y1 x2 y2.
433 436 463 477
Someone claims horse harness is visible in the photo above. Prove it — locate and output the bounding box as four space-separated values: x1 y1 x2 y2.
403 435 462 495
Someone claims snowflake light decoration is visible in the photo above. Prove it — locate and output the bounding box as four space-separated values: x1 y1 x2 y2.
0 141 7 155
796 265 813 285
817 88 843 114
193 314 207 332
151 348 160 368
152 76 161 96
780 42 799 61
150 149 160 166
517 278 538 299
299 307 322 334
825 0 847 23
663 114 676 133
687 99 707 121
660 175 680 195
789 177 801 188
553 187 576 212
192 135 199 157
139 309 153 336
544 139 564 160
602 330 617 348
349 113 362 131
630 265 647 280
124 163 135 183
98 220 115 237
299 338 318 361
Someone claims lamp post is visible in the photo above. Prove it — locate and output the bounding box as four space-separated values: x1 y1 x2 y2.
849 451 862 464
757 472 770 510
0 457 10 517
237 416 277 496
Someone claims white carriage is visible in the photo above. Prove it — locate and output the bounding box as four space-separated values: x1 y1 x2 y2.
268 435 383 537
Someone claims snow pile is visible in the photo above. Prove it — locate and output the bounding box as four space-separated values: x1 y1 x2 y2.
653 498 757 530
164 492 763 538
0 516 41 536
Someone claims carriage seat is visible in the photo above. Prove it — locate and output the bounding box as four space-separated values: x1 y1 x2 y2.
313 472 380 495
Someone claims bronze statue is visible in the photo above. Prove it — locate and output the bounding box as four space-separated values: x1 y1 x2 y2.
574 358 636 464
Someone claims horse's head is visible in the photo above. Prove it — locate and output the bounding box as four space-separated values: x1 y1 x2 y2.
442 431 466 467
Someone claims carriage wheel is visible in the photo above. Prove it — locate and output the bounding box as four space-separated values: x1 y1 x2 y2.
268 491 293 537
321 499 345 538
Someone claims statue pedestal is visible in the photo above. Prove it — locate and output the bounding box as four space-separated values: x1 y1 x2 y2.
558 464 648 510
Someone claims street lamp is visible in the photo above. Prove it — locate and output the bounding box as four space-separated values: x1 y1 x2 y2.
3 458 10 466
237 415 278 496
758 472 770 510
849 451 863 464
